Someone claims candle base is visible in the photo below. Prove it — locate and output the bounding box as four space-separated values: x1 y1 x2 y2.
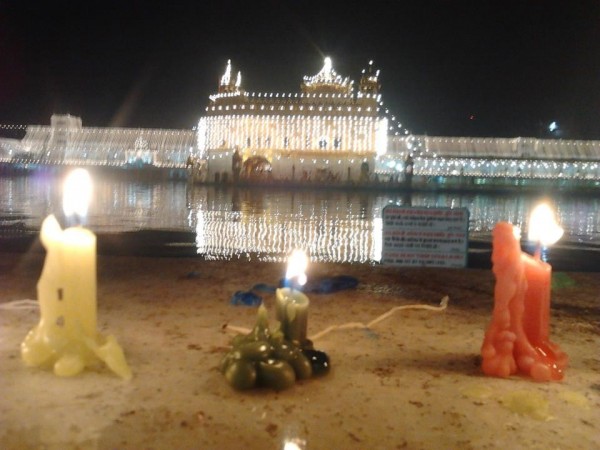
21 325 132 379
221 304 329 391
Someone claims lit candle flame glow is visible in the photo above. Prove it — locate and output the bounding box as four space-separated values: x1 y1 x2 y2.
512 226 522 241
285 249 308 286
528 203 563 247
63 169 93 219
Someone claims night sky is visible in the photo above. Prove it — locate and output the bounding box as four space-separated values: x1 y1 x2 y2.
1 0 599 139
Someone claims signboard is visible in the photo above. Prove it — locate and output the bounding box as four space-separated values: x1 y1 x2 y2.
381 205 469 268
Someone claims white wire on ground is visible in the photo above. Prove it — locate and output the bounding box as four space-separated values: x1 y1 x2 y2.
0 299 39 311
225 296 450 341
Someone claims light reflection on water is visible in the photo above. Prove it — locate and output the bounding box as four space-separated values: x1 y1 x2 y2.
0 175 598 263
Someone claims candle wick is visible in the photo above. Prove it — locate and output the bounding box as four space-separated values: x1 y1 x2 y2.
284 277 303 291
534 244 542 260
72 213 87 228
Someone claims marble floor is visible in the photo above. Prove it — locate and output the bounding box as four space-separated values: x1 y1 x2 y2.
1 252 598 449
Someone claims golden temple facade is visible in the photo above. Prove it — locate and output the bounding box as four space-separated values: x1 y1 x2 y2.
198 58 389 183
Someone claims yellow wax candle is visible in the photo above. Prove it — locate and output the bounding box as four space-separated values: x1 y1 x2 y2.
21 169 131 379
61 225 97 337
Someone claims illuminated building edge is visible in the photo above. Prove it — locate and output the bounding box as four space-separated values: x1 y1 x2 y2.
198 58 599 184
0 57 598 183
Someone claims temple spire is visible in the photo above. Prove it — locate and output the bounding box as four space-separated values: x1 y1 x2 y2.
359 60 380 95
218 59 243 94
220 60 232 87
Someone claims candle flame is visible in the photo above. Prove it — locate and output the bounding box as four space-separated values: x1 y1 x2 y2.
286 249 308 286
512 226 522 241
63 169 93 219
528 203 563 247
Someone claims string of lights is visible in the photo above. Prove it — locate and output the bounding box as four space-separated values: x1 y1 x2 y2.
1 58 598 183
0 124 28 130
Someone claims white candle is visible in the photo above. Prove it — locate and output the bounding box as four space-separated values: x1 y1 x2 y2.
275 250 310 344
21 169 131 379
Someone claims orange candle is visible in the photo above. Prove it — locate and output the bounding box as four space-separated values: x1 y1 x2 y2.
522 253 551 345
482 203 568 381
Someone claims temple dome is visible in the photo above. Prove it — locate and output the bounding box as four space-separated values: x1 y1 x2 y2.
301 57 353 95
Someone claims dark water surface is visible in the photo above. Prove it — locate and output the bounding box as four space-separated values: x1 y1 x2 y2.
1 174 599 271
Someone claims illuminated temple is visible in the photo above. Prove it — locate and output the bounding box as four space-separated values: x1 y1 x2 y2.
0 57 599 186
197 58 386 184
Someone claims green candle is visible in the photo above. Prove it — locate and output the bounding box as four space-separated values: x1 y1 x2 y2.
276 250 310 344
275 287 310 344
